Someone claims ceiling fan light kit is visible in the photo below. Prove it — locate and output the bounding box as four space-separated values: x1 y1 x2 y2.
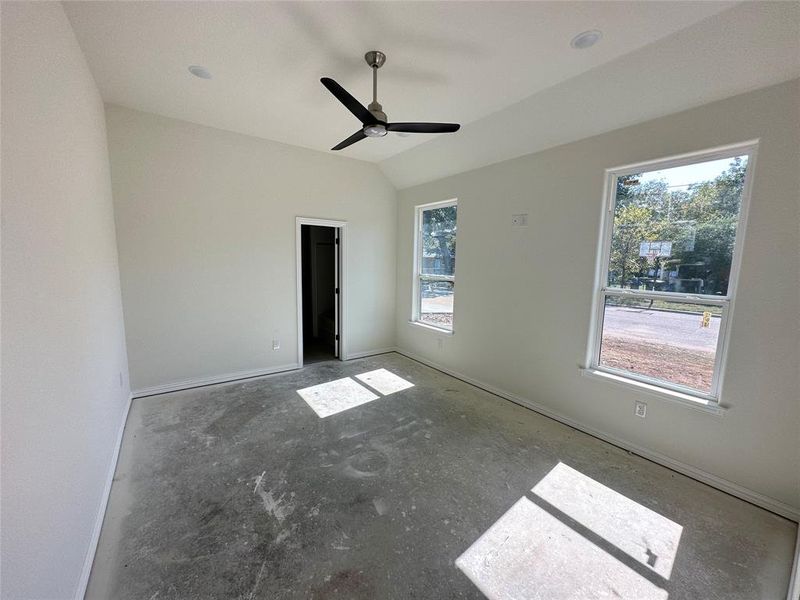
321 50 461 151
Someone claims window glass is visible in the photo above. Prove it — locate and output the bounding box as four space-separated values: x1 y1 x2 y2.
598 296 722 393
608 156 748 296
590 146 754 400
415 202 457 331
421 205 457 276
419 280 454 330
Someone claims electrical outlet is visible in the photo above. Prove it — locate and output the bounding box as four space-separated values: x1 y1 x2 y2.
635 401 647 418
272 339 280 351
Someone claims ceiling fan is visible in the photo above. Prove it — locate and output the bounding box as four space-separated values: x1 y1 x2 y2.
321 51 460 151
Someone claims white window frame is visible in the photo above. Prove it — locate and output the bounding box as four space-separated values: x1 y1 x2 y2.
411 198 458 334
585 141 758 407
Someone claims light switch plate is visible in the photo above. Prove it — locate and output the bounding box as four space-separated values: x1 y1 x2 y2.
512 214 528 227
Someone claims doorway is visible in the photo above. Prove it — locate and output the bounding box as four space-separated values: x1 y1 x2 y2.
296 218 344 366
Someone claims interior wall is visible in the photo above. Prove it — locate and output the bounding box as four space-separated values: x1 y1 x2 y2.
395 79 800 513
0 3 131 599
105 105 396 393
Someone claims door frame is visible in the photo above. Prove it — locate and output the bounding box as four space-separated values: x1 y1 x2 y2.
295 217 347 366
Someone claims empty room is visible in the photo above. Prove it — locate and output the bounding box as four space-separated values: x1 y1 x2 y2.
2 1 799 599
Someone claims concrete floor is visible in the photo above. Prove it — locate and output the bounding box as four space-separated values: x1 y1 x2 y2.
87 353 796 599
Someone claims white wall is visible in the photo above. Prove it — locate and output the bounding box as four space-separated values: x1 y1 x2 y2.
1 3 131 599
395 80 800 514
105 105 396 393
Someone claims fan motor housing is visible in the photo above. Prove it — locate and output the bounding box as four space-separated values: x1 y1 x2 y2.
363 124 388 137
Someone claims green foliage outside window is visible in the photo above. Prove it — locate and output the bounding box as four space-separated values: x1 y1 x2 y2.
609 157 747 296
421 205 457 276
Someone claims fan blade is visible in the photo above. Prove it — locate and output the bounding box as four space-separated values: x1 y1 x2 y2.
386 122 460 134
331 129 367 151
321 78 374 124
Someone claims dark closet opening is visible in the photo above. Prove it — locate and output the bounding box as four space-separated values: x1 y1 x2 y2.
301 224 339 364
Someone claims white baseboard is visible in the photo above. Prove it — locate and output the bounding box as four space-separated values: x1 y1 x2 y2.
74 392 133 600
131 351 399 398
344 347 398 360
394 348 800 522
132 363 301 398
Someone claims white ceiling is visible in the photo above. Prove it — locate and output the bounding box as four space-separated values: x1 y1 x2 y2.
382 1 800 188
64 1 736 164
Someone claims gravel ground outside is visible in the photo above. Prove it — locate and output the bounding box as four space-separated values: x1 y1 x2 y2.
419 312 453 328
599 335 715 392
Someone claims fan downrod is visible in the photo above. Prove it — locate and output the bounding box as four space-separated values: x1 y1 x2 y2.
364 51 387 122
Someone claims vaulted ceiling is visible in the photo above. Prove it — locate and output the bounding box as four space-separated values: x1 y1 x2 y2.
64 1 799 188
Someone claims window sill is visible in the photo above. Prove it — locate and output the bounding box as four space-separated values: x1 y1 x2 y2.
580 367 726 416
407 320 454 336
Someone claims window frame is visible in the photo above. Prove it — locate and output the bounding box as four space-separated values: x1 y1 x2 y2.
586 141 758 405
411 198 458 334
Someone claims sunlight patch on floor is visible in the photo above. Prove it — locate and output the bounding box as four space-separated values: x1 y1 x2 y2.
533 462 682 580
297 370 414 418
456 462 682 600
296 377 379 418
355 368 415 396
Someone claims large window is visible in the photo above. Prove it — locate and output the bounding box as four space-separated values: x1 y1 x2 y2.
412 199 457 332
588 144 756 402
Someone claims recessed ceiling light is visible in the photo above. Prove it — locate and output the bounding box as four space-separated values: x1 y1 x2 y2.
188 65 212 79
570 30 602 50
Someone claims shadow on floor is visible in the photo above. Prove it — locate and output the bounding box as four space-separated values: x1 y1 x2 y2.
303 336 336 365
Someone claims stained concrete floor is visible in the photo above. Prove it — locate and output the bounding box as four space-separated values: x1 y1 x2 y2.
87 353 797 599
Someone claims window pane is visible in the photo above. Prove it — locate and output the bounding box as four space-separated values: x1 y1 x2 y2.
608 155 748 296
421 205 457 276
598 295 722 394
419 280 454 330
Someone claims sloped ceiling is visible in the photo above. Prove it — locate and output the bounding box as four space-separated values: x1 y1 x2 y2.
379 1 800 188
63 1 799 189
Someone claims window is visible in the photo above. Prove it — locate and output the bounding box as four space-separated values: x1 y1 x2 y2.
588 144 756 402
412 199 457 332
